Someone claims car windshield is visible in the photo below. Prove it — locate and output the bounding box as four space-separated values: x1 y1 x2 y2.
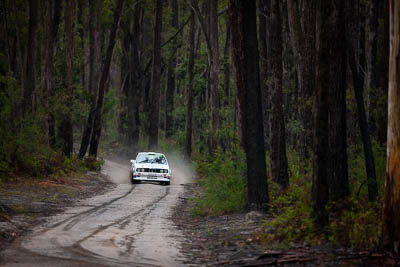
136 154 167 165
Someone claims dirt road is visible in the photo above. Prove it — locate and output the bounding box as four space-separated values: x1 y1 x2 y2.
0 159 192 267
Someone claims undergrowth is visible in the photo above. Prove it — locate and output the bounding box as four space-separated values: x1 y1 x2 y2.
260 143 385 249
192 141 385 250
192 145 247 216
0 75 104 182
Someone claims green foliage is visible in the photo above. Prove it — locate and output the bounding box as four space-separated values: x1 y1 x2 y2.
327 201 381 249
0 75 102 180
0 75 52 179
348 139 386 200
261 147 385 249
264 160 315 244
192 145 247 216
83 156 104 171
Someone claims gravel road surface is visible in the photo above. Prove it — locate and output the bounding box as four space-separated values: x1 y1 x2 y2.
0 159 192 267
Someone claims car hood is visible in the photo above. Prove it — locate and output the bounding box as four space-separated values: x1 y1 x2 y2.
134 163 169 169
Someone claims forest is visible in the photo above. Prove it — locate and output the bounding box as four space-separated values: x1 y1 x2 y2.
0 0 399 258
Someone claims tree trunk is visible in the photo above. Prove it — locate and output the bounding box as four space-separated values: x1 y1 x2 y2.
2 2 12 74
184 11 195 159
60 0 75 157
229 0 269 211
257 0 270 150
10 0 24 88
347 0 378 202
270 0 289 189
382 0 400 255
78 0 103 159
127 4 143 148
287 0 315 169
312 0 330 226
23 0 38 114
88 0 124 157
366 0 379 136
187 0 220 152
148 0 163 150
223 20 231 107
77 0 85 92
42 0 61 149
165 0 178 139
208 0 220 152
378 0 389 144
327 0 349 201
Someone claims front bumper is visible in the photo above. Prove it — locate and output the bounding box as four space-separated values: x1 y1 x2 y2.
132 174 171 182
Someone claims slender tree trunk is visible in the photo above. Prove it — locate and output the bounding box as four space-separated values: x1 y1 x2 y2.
382 0 400 255
187 0 220 152
223 21 231 107
366 0 379 128
312 0 329 226
208 0 220 152
378 0 389 144
60 0 75 157
148 0 163 150
23 0 38 114
221 18 231 151
42 0 61 149
127 4 142 148
347 0 378 202
79 0 102 159
270 0 289 189
77 0 86 92
120 21 130 141
165 0 178 139
2 2 12 74
184 11 195 159
229 0 269 211
287 0 315 171
257 0 270 149
88 0 124 157
11 0 24 88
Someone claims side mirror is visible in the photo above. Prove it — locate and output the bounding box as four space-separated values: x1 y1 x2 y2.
130 160 136 164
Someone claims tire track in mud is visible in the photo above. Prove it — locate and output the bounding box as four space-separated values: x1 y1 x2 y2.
75 186 170 244
63 187 171 266
48 185 136 232
22 185 175 266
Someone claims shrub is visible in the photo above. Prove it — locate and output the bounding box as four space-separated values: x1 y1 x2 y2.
192 145 247 216
260 147 384 249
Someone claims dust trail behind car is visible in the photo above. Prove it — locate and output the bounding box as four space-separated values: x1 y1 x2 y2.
102 159 131 184
160 151 195 185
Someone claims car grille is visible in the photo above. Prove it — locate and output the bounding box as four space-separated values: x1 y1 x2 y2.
143 168 163 173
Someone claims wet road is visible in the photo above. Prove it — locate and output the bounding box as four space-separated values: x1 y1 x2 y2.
0 159 192 267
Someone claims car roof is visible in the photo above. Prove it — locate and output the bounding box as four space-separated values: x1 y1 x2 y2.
137 152 166 156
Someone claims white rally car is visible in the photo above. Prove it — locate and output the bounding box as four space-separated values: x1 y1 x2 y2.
130 152 171 185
